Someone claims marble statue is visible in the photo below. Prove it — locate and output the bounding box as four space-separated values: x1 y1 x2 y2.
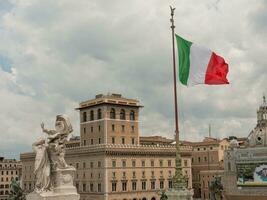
27 115 80 200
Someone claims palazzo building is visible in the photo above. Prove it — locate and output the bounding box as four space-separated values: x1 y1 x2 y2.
20 93 193 200
0 157 22 200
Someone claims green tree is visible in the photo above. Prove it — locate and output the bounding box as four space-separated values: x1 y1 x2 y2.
209 176 223 200
8 179 26 200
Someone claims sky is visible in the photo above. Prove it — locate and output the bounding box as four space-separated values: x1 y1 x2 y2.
0 0 266 159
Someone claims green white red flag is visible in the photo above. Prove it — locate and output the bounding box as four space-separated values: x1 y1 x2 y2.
175 34 229 86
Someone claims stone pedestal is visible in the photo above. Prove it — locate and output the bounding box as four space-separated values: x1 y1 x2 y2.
166 188 194 200
27 167 80 200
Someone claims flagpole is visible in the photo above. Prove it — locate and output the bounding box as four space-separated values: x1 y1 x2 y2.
170 6 187 190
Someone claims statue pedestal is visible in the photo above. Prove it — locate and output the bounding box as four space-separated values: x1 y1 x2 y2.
27 167 79 200
166 188 194 200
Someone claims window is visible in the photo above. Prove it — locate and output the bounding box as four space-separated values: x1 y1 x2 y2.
132 138 135 145
122 182 127 191
120 109 126 120
151 181 155 190
151 160 154 167
83 162 86 169
112 172 116 178
122 137 125 144
210 146 213 150
98 183 101 192
112 137 115 144
131 126 135 132
90 162 93 168
151 171 154 177
132 171 136 178
130 110 135 120
198 157 201 163
98 138 101 144
169 180 173 188
76 183 79 191
112 182 117 192
132 160 136 167
83 112 87 122
160 181 164 189
159 160 163 167
76 163 79 169
90 183 93 192
112 124 115 132
83 140 86 146
132 182 137 191
160 171 163 177
91 126 93 132
97 109 102 119
142 181 146 190
110 108 116 119
168 160 172 167
98 161 101 168
84 127 86 134
192 157 194 163
122 160 126 168
204 157 207 162
142 160 145 167
91 139 94 145
197 148 200 151
83 183 86 192
90 110 94 121
204 147 206 150
122 125 125 132
123 172 126 177
112 160 116 168
98 125 101 132
184 160 188 167
168 170 172 176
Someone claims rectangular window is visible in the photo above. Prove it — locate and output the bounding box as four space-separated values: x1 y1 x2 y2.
98 183 101 192
168 160 172 167
151 160 154 167
91 139 94 145
142 160 145 167
132 138 135 145
84 127 86 134
112 124 115 132
132 182 137 191
132 160 136 167
112 172 116 178
122 137 125 144
122 160 126 168
98 161 101 168
151 181 155 190
142 181 146 190
112 137 115 144
98 138 101 144
83 183 86 192
83 140 86 146
169 180 173 189
91 126 93 132
90 162 93 168
131 126 134 132
151 171 154 177
98 125 101 132
122 125 125 132
112 160 116 168
159 160 163 167
112 182 116 192
184 160 188 167
90 183 93 192
83 162 86 169
122 182 127 191
76 163 79 169
123 172 126 177
132 171 136 178
160 181 164 189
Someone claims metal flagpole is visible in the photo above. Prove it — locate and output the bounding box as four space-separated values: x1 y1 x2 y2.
170 6 187 189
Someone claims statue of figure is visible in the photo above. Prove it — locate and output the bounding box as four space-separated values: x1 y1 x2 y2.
33 114 73 193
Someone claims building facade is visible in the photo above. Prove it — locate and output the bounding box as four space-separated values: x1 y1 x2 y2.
223 96 267 200
0 157 22 200
20 94 193 200
186 137 229 199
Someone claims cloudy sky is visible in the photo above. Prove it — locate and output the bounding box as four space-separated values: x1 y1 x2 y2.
0 0 266 159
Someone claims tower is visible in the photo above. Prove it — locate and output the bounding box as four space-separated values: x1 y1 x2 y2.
77 93 143 146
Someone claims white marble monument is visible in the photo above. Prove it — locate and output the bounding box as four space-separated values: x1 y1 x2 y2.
26 114 80 200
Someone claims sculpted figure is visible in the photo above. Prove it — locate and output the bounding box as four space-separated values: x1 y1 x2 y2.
33 114 73 192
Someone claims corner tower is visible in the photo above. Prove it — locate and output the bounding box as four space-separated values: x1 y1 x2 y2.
77 93 143 146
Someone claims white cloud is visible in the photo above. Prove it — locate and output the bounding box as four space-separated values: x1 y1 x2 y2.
0 0 266 158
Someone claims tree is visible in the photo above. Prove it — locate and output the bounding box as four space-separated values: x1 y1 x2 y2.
8 179 26 200
209 176 223 200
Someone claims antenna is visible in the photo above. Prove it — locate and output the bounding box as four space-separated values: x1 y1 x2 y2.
209 124 211 138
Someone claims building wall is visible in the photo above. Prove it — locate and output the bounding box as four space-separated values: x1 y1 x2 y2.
0 158 21 200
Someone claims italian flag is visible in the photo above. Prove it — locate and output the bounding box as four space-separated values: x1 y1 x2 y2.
176 34 229 86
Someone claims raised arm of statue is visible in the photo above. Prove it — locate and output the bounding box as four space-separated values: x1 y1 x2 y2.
41 122 57 135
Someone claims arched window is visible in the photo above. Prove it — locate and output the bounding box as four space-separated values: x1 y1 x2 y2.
120 109 126 120
97 109 102 119
83 112 87 122
110 108 116 119
130 110 135 120
90 110 94 121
